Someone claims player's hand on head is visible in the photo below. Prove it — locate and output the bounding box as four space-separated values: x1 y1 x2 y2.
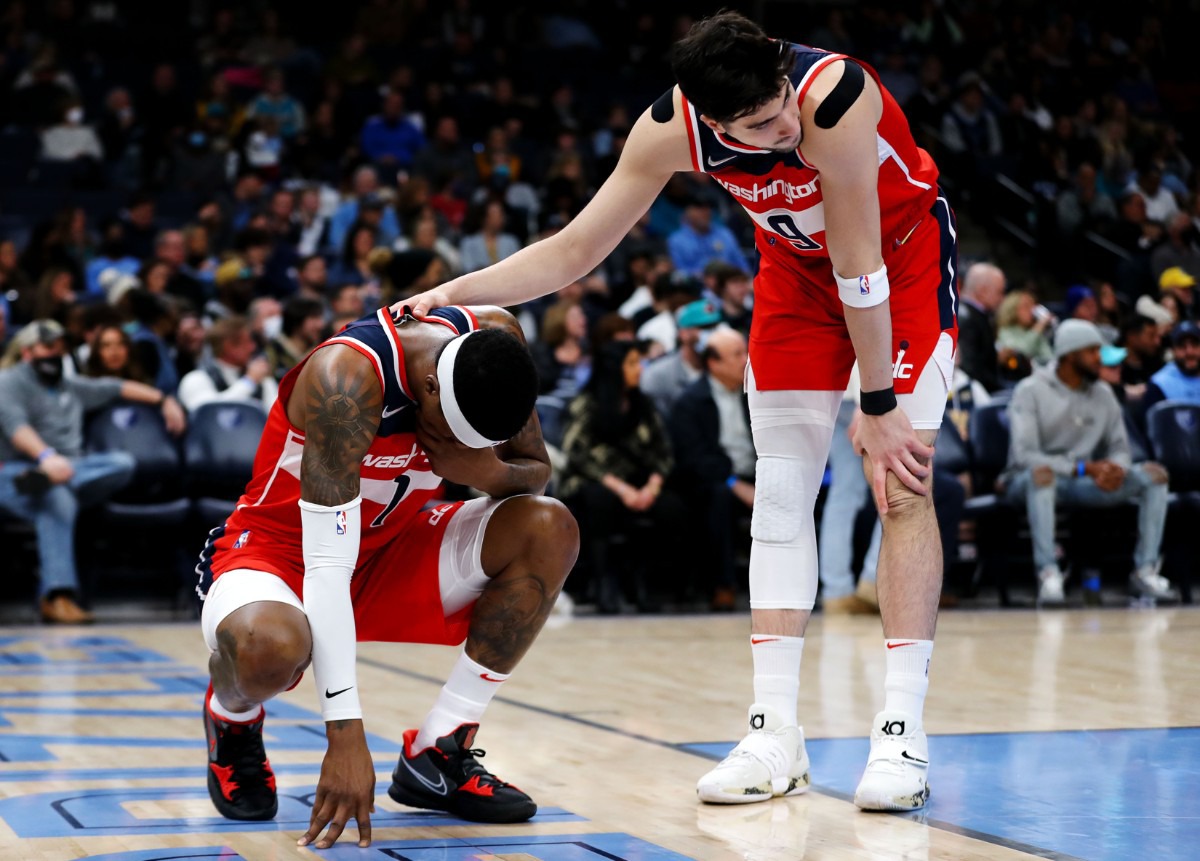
298 731 375 850
851 407 933 513
417 417 501 487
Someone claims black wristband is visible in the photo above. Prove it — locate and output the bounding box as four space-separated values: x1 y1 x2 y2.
860 386 898 416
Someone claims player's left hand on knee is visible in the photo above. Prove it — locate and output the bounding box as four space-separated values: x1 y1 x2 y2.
853 408 934 513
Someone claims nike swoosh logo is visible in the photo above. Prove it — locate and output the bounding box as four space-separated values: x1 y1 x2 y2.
400 750 449 795
886 641 918 649
751 637 780 645
707 154 737 168
381 404 408 419
901 751 928 765
479 673 506 682
325 686 354 699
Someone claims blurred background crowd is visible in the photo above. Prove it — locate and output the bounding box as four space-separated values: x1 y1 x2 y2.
0 0 1197 621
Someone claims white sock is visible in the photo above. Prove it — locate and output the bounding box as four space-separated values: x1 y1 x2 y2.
882 639 933 725
414 652 509 750
750 635 803 727
209 688 263 723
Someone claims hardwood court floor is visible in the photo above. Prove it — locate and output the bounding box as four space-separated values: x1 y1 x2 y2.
0 606 1195 860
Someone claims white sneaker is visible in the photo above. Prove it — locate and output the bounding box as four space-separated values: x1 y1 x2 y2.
1037 566 1066 606
854 710 930 811
1130 562 1179 602
696 704 810 804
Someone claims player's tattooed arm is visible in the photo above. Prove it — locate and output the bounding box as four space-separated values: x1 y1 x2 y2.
299 346 383 506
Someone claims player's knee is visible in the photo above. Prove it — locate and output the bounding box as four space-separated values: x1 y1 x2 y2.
751 456 815 546
521 496 580 579
881 476 933 523
219 606 310 696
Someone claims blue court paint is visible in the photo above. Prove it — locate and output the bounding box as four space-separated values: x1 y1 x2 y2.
684 727 1200 861
0 724 399 762
0 759 401 783
0 786 579 838
0 698 313 720
0 651 172 665
0 676 212 698
83 850 245 861
316 833 692 861
0 665 199 677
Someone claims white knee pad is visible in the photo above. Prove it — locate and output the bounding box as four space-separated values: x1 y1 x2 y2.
744 371 840 611
751 456 811 544
750 456 821 610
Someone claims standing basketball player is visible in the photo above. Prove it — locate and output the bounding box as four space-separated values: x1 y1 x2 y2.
196 304 579 849
403 12 956 811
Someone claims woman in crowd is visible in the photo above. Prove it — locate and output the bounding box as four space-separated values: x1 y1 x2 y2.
558 339 686 614
84 323 151 384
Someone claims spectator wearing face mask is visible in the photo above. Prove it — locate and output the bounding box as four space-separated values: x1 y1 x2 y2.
0 321 185 624
39 99 104 163
265 296 326 381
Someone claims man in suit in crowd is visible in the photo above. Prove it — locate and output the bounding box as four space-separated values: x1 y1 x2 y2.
668 327 755 611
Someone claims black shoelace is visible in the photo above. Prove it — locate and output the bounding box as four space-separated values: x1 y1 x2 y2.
456 748 511 786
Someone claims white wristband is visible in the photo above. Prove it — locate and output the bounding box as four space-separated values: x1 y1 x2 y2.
835 263 890 309
300 496 363 722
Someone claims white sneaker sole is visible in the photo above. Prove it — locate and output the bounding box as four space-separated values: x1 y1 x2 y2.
853 781 930 811
697 771 810 804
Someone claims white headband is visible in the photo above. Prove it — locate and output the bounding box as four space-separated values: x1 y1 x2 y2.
436 333 507 449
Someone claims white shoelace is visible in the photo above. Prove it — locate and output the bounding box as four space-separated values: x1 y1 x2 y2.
721 731 791 776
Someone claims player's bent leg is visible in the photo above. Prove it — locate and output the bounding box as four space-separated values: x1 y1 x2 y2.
390 495 578 824
470 494 579 670
201 570 311 822
854 430 938 812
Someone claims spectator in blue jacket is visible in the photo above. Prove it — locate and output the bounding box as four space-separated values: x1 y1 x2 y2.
1142 321 1200 413
360 91 426 171
327 166 400 253
667 196 750 278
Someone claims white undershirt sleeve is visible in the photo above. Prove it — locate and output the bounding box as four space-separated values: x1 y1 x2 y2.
299 496 363 722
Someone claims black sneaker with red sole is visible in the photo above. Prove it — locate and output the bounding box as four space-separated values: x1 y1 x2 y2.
387 723 536 823
203 684 278 821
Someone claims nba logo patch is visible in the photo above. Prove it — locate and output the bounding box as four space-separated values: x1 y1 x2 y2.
335 511 347 535
859 274 870 296
233 530 251 549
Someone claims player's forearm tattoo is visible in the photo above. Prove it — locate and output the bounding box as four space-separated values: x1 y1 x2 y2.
301 357 381 506
466 575 555 672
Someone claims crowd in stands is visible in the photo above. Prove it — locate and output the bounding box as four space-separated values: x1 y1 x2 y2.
0 1 1198 620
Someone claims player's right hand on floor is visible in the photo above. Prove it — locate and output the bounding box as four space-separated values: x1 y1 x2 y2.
298 734 375 849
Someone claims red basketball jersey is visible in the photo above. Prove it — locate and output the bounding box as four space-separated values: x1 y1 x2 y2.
197 306 480 595
679 43 940 274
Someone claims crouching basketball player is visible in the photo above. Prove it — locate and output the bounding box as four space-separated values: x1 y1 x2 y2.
195 304 578 849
